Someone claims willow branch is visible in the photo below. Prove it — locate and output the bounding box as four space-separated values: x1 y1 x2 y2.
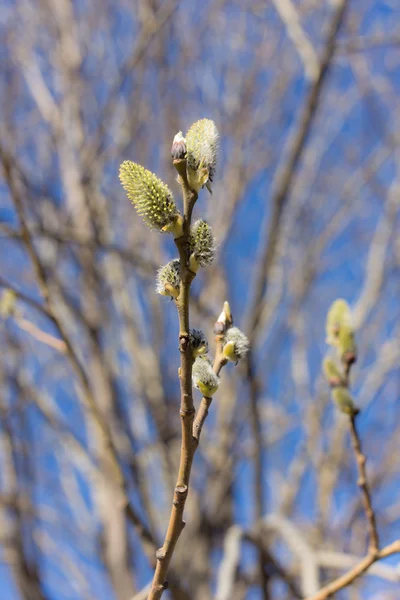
348 416 379 554
305 540 400 600
148 164 197 600
342 354 379 555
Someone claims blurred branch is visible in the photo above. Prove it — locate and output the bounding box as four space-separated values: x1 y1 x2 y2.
348 415 379 554
242 3 349 596
315 550 400 583
338 34 400 53
248 0 349 340
352 181 399 329
305 540 400 600
271 0 319 80
15 316 67 353
0 142 158 565
215 526 243 600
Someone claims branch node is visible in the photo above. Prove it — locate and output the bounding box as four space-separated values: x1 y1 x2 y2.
156 549 166 561
180 407 195 418
175 484 188 497
179 334 189 352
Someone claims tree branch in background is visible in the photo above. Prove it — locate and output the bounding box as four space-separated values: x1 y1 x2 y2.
314 299 399 598
306 541 400 600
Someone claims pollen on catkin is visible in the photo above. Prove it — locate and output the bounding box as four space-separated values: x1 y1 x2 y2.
189 329 208 357
156 259 181 298
186 119 219 193
189 220 216 271
192 355 220 397
223 326 249 363
119 161 180 232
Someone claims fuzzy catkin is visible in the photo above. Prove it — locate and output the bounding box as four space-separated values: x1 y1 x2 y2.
326 299 352 344
223 326 249 362
325 299 357 363
189 220 216 269
186 119 218 174
192 355 220 397
189 329 208 357
119 161 178 231
186 119 219 192
156 259 181 298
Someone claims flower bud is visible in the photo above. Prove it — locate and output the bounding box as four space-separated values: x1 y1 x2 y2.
338 327 357 366
325 298 357 364
171 131 187 160
192 355 220 397
119 161 180 232
223 326 249 363
322 357 345 387
189 329 208 357
325 299 352 345
156 259 181 298
186 119 218 193
332 386 359 416
189 220 216 271
214 301 233 335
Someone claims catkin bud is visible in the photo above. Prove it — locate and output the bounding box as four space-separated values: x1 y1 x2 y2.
171 131 187 160
189 220 216 271
189 329 208 357
322 357 345 387
156 259 181 298
332 386 359 416
192 355 220 397
214 301 233 335
338 327 357 367
223 326 249 363
119 161 182 235
325 298 357 364
186 119 218 193
325 299 352 345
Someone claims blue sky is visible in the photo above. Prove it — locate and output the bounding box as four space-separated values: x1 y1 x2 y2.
0 1 399 599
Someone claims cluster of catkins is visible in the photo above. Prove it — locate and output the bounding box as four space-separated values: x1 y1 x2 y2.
119 119 249 399
119 119 218 300
323 299 358 415
191 303 249 397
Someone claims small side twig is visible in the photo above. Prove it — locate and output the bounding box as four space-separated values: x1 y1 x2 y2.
305 540 400 600
342 356 379 555
348 415 379 555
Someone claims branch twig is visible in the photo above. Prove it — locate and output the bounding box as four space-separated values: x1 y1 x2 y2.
305 540 400 600
348 416 379 554
147 165 197 600
148 166 230 597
